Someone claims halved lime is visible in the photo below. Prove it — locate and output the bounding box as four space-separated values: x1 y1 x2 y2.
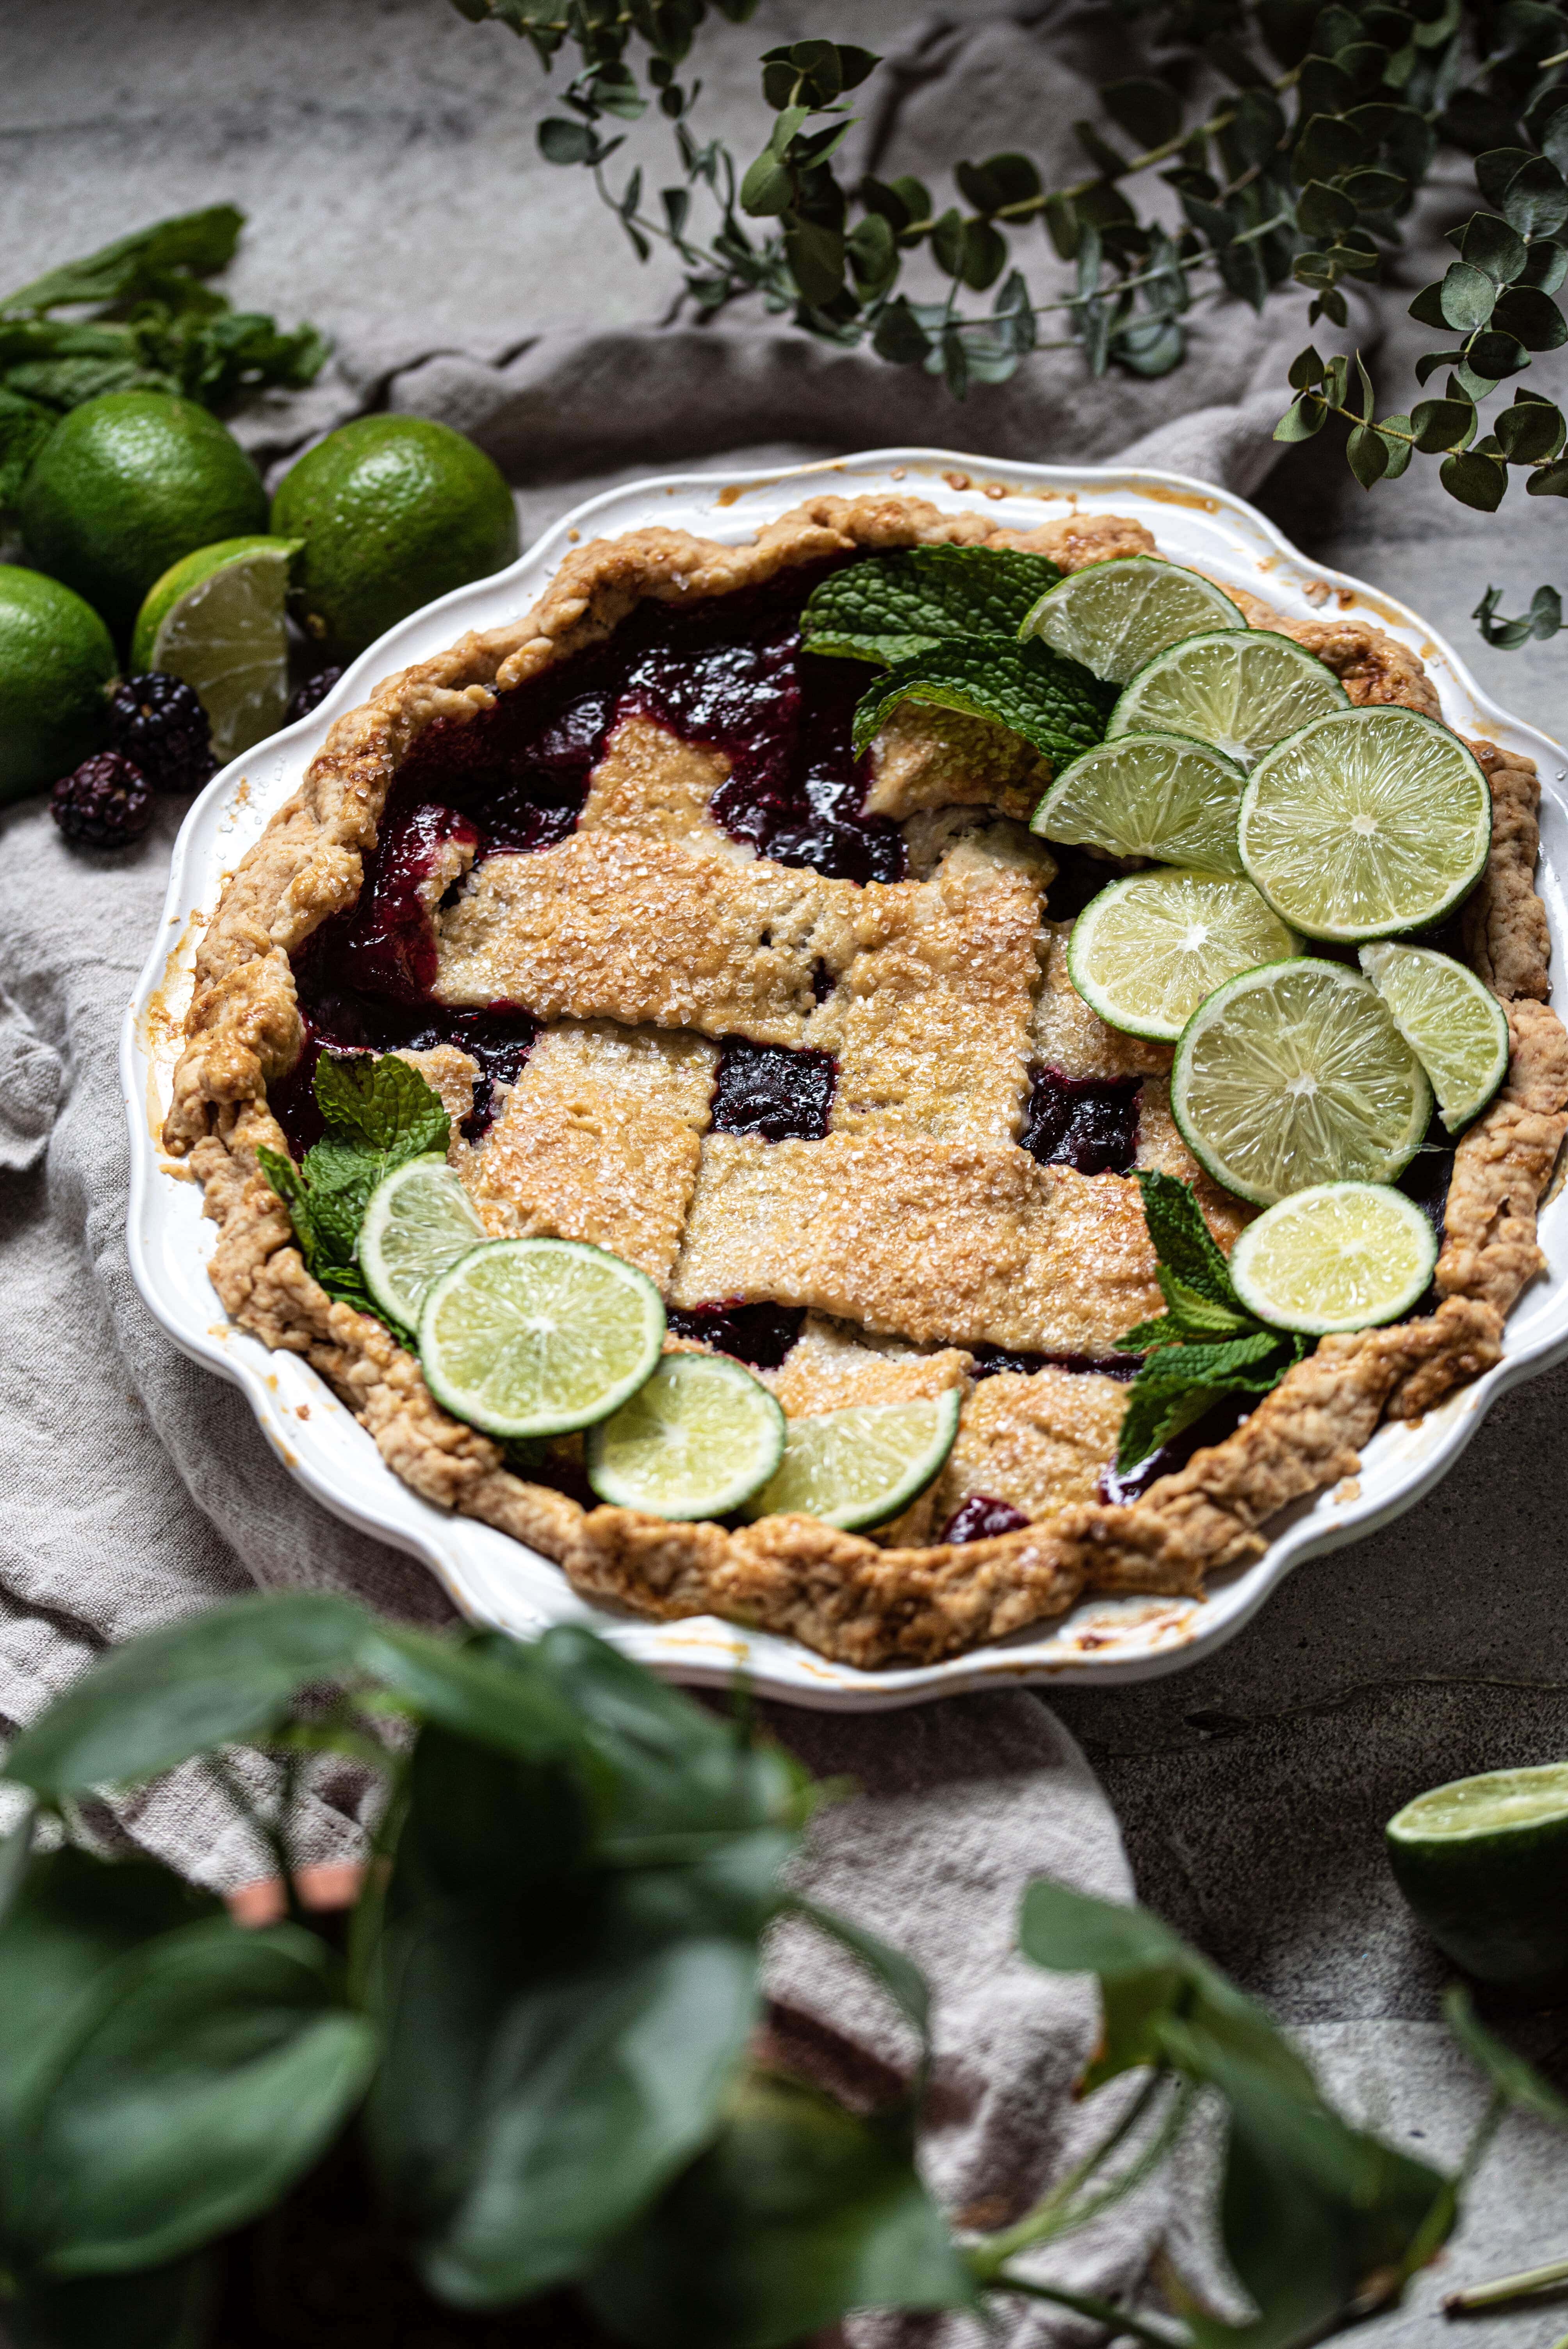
744 1391 962 1533
1108 630 1348 770
1359 942 1511 1134
1239 708 1492 944
360 1155 485 1330
1068 870 1299 1043
586 1353 785 1520
419 1237 665 1440
1033 731 1248 874
130 534 303 762
1228 1181 1436 1334
1019 558 1246 685
1171 958 1432 1205
1387 1763 1568 1995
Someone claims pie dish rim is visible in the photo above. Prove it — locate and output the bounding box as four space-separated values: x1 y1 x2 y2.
120 446 1568 1707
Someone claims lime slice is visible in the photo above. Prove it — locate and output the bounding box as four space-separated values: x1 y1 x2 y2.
1228 1181 1436 1334
130 534 303 762
419 1237 665 1440
1387 1764 1568 1995
359 1155 486 1330
1068 870 1299 1043
1108 630 1349 770
1033 731 1248 874
1239 708 1492 944
1359 943 1510 1135
1019 558 1246 684
586 1353 786 1519
744 1391 961 1533
1171 958 1432 1205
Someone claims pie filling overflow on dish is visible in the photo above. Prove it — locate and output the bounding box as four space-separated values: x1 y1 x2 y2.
164 492 1568 1668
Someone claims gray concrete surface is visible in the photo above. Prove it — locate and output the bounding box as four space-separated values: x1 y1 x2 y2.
5 1 1567 2335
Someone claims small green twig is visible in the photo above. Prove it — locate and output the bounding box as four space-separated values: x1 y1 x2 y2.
969 2071 1167 2278
1443 2250 1568 2312
985 2273 1188 2348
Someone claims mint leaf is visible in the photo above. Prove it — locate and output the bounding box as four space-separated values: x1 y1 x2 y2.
1116 1379 1227 1476
1126 1330 1291 1389
802 546 1062 664
1134 1170 1239 1309
258 1053 448 1337
849 639 1112 762
1 205 244 315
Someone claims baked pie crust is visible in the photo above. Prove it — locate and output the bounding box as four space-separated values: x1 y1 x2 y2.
164 494 1568 1668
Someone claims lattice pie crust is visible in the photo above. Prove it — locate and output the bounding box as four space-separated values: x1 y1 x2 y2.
164 494 1568 1668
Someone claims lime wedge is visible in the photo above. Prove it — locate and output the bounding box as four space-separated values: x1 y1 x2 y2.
1033 731 1248 874
1068 870 1299 1042
1228 1181 1436 1333
1359 943 1510 1135
744 1391 961 1533
1019 558 1245 684
1239 708 1492 943
1171 958 1432 1205
419 1237 665 1440
1387 1763 1568 1995
130 534 303 762
586 1353 785 1519
360 1155 486 1330
1108 630 1348 770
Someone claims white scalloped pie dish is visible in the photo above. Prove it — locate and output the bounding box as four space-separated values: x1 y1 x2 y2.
121 448 1568 1709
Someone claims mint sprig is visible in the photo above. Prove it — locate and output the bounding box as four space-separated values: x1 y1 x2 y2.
258 1053 449 1333
802 546 1062 664
849 640 1114 764
1114 1171 1309 1477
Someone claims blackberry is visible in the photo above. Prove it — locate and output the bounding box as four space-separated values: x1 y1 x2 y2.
51 752 153 850
286 665 344 724
107 672 216 794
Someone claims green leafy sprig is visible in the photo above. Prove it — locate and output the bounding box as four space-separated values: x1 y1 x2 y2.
1115 1169 1310 1474
800 546 1115 765
0 205 328 508
257 1053 449 1330
5 1589 1559 2348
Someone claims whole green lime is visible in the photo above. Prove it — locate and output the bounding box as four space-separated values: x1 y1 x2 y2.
1387 1762 1568 1998
0 565 117 803
20 391 268 638
271 415 519 657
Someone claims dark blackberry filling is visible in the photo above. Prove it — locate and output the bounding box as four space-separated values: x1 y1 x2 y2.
281 561 899 1156
1021 1066 1143 1176
711 1039 836 1142
939 1495 1030 1545
969 1344 1141 1381
665 1301 806 1369
1097 1392 1252 1506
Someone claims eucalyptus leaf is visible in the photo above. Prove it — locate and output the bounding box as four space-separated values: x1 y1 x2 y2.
1496 393 1566 460
1491 283 1568 348
1 1593 372 1800
582 2071 974 2349
16 1919 376 2279
1440 260 1498 330
1412 395 1474 450
1502 154 1568 237
1441 449 1509 509
1347 421 1391 485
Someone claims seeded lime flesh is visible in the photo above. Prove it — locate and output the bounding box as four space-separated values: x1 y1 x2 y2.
1069 870 1299 1043
1228 1182 1436 1334
1108 630 1349 769
271 414 520 658
1171 958 1432 1205
1387 1764 1568 1995
0 566 116 801
1240 707 1492 943
359 1156 485 1331
1360 942 1510 1134
1019 558 1246 685
132 535 302 761
586 1353 786 1520
20 390 268 635
418 1237 665 1440
744 1392 961 1533
1034 731 1248 873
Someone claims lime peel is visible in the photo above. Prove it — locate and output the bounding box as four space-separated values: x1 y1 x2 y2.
359 1155 486 1331
1108 628 1349 769
1019 557 1246 685
1033 731 1248 873
1068 869 1299 1042
1359 941 1510 1134
419 1236 665 1440
132 534 304 762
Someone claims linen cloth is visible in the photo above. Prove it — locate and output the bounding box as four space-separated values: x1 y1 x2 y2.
5 3 1568 2340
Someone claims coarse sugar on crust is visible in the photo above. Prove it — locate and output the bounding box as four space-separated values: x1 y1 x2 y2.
162 490 1563 1667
